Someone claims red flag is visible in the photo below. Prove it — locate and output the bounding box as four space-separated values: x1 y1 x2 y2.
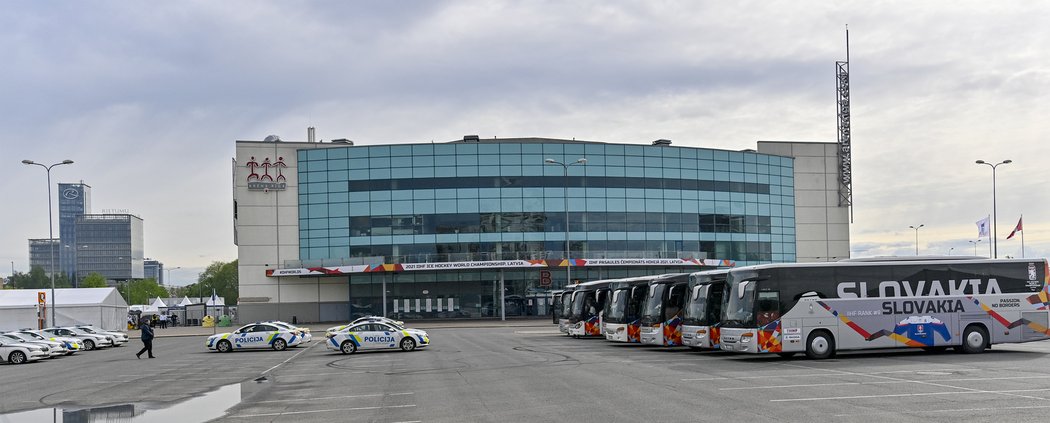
1007 217 1023 239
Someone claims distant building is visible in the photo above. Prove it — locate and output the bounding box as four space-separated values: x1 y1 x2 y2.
144 259 164 283
75 214 144 282
28 238 59 275
58 182 92 284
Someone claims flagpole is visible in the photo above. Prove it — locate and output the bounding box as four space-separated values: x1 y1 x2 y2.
987 215 992 258
1021 214 1025 258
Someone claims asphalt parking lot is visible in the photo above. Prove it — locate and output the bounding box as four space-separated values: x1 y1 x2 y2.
4 323 1050 422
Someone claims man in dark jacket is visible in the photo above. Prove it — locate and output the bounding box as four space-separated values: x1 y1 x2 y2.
136 320 155 359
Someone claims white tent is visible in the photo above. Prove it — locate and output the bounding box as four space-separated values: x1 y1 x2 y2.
177 296 192 307
150 297 168 310
0 288 128 332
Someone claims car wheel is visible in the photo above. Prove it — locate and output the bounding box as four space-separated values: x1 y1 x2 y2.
272 338 288 351
9 350 27 364
959 325 988 354
217 340 232 353
400 337 416 352
804 330 835 360
84 339 96 351
340 340 357 355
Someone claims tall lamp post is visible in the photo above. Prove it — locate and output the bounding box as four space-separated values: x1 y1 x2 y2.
975 159 1012 258
22 159 74 327
908 224 924 255
948 247 955 256
968 239 982 256
164 266 181 287
544 157 587 287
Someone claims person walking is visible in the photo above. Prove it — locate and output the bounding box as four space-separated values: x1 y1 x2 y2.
136 320 155 359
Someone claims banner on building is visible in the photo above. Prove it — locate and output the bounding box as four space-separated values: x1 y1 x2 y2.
266 257 735 277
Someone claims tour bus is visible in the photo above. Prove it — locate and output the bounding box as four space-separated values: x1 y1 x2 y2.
681 269 729 350
557 285 579 334
567 279 616 337
719 257 1050 359
551 289 566 325
639 273 691 346
604 275 663 343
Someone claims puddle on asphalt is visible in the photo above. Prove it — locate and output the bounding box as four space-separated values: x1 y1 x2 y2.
0 377 268 423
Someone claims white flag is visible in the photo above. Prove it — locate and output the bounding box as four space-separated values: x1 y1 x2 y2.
976 216 990 237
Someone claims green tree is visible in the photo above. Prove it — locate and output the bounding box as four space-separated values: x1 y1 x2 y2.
183 260 238 305
9 266 72 289
80 273 108 288
123 278 169 305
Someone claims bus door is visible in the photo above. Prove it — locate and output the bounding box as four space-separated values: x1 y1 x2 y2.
707 283 725 349
583 290 602 336
754 291 782 353
627 285 646 342
664 283 687 346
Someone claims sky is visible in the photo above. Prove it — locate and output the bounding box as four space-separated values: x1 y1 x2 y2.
2 1 1048 285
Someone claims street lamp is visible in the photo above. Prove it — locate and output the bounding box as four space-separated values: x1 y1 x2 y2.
165 266 181 286
544 157 586 287
975 159 1012 258
968 239 982 256
908 224 924 255
948 247 955 256
22 159 74 327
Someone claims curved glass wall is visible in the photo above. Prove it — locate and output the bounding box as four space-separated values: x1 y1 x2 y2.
296 141 795 267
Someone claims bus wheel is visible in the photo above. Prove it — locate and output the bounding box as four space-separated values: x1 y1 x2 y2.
805 331 835 360
959 325 988 354
777 352 796 359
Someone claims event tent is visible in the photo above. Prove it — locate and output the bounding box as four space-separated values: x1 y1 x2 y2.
0 288 128 331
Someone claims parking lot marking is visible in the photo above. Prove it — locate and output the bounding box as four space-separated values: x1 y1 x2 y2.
779 362 1050 402
228 404 417 418
722 375 1050 391
254 393 413 403
261 342 318 375
770 387 1050 402
833 404 1050 417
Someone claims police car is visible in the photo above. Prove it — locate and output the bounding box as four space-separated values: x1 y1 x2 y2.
0 337 50 364
325 316 405 338
206 323 305 352
1 333 66 358
74 325 130 346
17 330 82 355
44 327 112 350
265 321 313 343
325 321 429 354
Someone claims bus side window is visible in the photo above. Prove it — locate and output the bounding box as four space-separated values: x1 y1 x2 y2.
667 286 685 319
756 291 781 326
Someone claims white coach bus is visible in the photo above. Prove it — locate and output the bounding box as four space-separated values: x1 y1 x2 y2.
680 269 729 350
719 257 1050 359
604 275 663 343
567 279 616 338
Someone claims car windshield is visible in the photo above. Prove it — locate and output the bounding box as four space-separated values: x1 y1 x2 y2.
640 284 667 325
23 332 46 340
78 327 98 334
604 289 628 323
682 284 709 326
2 334 24 341
722 278 757 328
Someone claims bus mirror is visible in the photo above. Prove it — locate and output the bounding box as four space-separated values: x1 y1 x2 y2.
737 281 750 299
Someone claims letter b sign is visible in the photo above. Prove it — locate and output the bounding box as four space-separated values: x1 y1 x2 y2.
539 270 552 287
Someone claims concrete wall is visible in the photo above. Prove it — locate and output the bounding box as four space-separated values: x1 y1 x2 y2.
757 141 851 262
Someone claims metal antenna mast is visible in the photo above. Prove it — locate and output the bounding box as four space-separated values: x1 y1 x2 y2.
836 25 854 222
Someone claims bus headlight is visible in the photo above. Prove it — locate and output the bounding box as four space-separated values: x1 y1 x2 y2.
696 329 707 338
740 333 754 343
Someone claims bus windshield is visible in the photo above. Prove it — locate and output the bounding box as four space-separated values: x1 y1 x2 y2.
560 292 573 318
682 284 709 326
723 279 756 327
604 289 628 323
570 291 587 319
640 284 667 325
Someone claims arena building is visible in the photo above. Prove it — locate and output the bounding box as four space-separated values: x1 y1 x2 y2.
234 136 849 323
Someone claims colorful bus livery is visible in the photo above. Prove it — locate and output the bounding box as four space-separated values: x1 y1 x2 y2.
639 273 690 346
719 258 1050 359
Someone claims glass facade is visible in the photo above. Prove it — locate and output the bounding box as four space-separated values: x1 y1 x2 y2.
296 141 796 267
75 214 145 281
58 182 91 283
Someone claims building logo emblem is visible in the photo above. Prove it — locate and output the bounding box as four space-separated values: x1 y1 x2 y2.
247 156 287 191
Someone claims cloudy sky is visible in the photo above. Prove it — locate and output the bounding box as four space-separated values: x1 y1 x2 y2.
3 1 1047 285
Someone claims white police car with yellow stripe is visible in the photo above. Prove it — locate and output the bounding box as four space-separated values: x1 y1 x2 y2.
206 323 303 352
326 322 429 354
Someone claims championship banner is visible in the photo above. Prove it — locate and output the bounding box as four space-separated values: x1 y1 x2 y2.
267 257 734 277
